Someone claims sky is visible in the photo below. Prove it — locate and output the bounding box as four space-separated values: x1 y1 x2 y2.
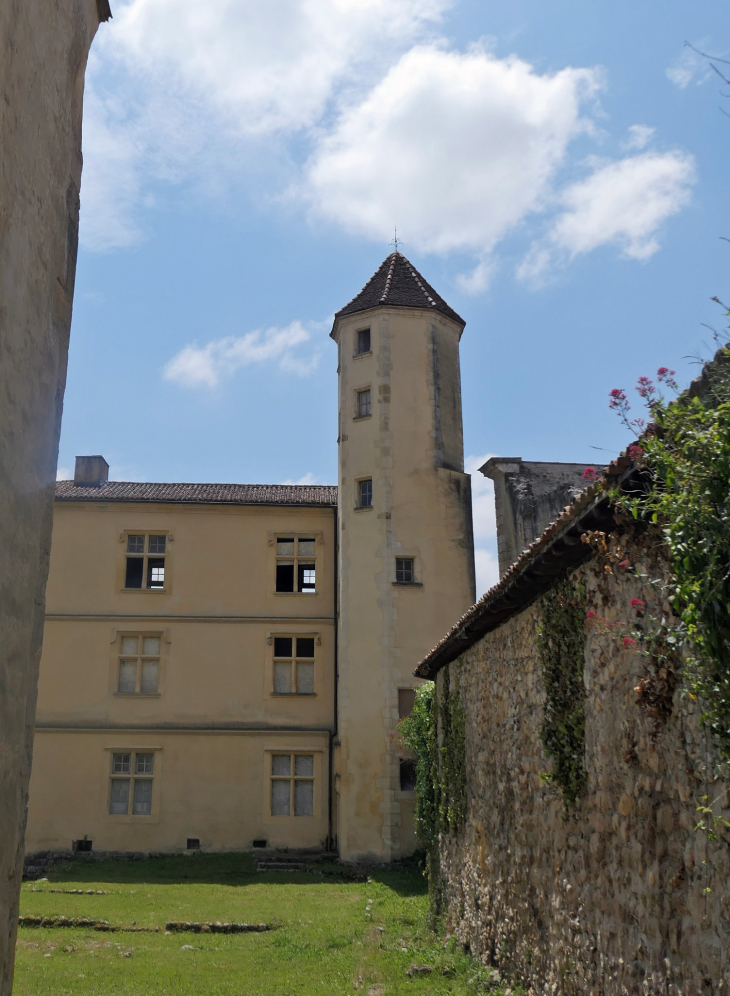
61 0 730 596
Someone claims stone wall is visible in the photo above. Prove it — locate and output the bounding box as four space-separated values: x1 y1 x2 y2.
437 539 730 995
0 3 105 992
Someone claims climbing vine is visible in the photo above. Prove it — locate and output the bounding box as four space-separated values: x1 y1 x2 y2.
537 573 587 807
438 664 467 836
610 346 730 757
397 683 439 848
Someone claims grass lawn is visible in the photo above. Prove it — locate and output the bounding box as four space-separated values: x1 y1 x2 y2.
14 853 508 996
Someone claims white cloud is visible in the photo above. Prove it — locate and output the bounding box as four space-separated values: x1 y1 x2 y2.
519 150 695 283
281 473 320 485
163 321 320 389
666 41 719 89
79 0 450 248
56 467 71 481
622 124 655 151
456 258 497 295
465 454 499 598
305 45 600 255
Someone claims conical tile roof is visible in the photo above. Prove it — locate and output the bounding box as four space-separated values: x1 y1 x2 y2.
333 252 464 330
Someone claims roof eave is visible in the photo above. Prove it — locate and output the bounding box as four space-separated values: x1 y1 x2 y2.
331 303 466 341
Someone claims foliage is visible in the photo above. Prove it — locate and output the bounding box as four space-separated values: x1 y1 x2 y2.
612 349 730 756
537 574 587 807
438 664 468 836
15 854 512 996
397 684 439 848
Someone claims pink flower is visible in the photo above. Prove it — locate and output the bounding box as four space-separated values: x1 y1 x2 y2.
618 557 631 570
627 443 644 461
636 376 656 401
586 610 598 622
623 637 637 648
630 598 645 613
657 366 678 390
582 467 598 481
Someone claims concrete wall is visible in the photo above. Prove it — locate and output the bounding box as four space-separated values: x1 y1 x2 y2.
26 500 335 854
334 306 475 862
437 542 730 994
0 3 104 991
481 458 590 576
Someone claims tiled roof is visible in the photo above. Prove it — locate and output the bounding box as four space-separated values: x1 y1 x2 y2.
414 345 730 679
333 252 464 329
55 481 338 507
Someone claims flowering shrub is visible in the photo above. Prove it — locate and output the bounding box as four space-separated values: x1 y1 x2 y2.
611 347 730 756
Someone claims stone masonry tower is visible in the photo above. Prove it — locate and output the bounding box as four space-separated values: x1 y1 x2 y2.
331 253 475 862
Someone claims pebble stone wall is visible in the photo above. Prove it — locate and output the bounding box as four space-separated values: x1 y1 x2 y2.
437 546 730 995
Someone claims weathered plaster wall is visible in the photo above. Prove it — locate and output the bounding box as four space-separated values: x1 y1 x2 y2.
481 458 590 576
438 545 730 995
0 3 104 991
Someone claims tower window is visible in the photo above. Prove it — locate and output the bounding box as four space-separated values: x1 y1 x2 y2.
398 688 416 718
395 558 415 584
358 479 373 508
356 389 371 418
355 328 371 355
399 759 417 792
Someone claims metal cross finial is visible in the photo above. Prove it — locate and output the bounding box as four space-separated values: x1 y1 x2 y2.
389 227 401 254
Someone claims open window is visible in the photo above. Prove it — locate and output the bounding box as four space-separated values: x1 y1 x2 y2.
275 537 316 594
124 533 167 590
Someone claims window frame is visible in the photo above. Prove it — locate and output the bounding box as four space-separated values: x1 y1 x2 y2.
273 534 318 596
394 557 416 585
353 327 371 357
115 631 164 697
271 634 317 696
356 477 373 510
354 387 372 420
269 752 316 818
119 530 172 594
104 747 161 822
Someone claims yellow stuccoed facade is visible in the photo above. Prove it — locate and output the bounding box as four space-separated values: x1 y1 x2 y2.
26 253 475 863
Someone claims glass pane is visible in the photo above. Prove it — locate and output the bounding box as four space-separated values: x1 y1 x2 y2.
359 479 372 507
271 755 291 776
142 636 160 655
112 753 131 774
298 564 315 593
147 559 165 588
125 557 143 589
294 755 314 777
148 535 166 554
109 779 130 815
136 753 154 774
274 662 292 694
276 539 295 556
273 637 293 658
271 779 290 816
132 779 152 815
140 661 159 694
298 539 315 556
294 780 313 816
296 637 315 658
120 636 138 655
276 563 294 592
396 558 414 583
296 663 314 694
358 390 371 417
356 328 370 354
118 661 137 694
127 535 145 554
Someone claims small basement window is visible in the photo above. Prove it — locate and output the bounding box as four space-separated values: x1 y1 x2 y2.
356 389 371 418
395 558 415 584
355 328 371 355
186 838 201 850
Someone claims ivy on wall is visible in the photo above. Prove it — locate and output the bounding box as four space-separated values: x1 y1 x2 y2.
537 574 587 807
438 665 467 836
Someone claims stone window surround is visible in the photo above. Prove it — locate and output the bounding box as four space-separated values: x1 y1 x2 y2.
101 746 162 825
117 528 174 595
268 631 321 697
108 627 170 699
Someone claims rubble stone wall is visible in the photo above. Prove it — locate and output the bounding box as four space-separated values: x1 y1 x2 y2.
438 546 730 995
0 3 103 992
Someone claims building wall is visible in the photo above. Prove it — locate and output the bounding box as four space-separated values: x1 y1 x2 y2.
481 458 590 576
437 547 730 994
0 3 104 991
334 306 475 862
26 500 335 853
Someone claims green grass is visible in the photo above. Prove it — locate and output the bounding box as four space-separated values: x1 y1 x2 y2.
14 854 507 996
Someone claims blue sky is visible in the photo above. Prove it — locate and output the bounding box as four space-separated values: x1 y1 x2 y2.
61 0 730 594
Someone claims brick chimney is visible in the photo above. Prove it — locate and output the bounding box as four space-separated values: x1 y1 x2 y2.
73 455 109 486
